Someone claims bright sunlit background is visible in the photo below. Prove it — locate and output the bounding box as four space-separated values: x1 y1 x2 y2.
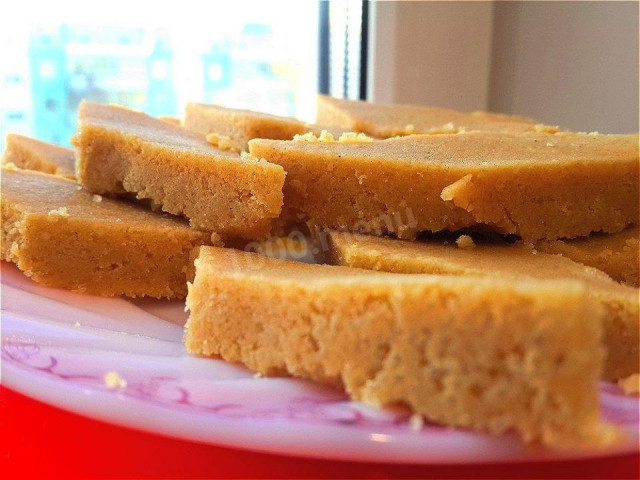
2 1 636 153
0 0 339 150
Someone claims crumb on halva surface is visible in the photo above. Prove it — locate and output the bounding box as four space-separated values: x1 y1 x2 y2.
2 162 19 171
293 130 337 142
48 207 69 217
239 151 265 163
206 133 240 152
428 122 458 134
293 131 320 142
338 132 374 143
456 234 476 249
618 373 639 395
293 130 374 143
104 370 127 389
534 124 560 134
318 130 335 142
410 413 424 431
92 194 102 203
210 232 223 246
239 150 271 166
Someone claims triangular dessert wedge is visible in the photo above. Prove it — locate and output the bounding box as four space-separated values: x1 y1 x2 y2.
316 94 539 137
185 246 614 448
183 102 343 151
73 102 286 240
2 133 75 179
325 231 639 380
1 166 212 298
248 131 638 241
537 226 639 287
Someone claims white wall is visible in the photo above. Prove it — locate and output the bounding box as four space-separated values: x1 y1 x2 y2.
368 0 494 112
489 1 639 133
369 1 639 134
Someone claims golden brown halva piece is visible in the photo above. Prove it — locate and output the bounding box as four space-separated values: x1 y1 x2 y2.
248 131 639 242
157 115 181 126
536 226 639 287
73 101 286 240
1 134 76 179
325 231 639 380
184 247 618 449
1 166 212 298
183 102 343 151
316 94 539 137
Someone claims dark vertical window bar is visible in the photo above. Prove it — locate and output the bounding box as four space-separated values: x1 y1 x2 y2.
359 0 369 100
318 0 330 95
322 0 366 100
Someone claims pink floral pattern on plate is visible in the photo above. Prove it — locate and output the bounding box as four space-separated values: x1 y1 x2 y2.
1 262 638 464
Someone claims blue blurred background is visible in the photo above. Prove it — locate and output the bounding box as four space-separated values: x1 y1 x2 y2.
0 0 368 150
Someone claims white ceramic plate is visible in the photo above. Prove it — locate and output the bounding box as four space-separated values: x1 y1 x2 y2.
1 262 638 464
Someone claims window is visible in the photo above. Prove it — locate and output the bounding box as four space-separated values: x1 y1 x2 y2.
1 0 370 151
323 0 367 100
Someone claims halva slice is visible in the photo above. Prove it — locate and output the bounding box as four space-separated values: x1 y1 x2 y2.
1 167 212 298
185 246 614 448
316 94 539 138
2 134 75 179
249 132 638 241
325 231 639 380
73 101 286 240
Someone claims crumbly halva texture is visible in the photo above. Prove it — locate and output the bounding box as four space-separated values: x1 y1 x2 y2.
1 167 213 298
206 133 241 153
1 134 76 178
293 130 374 143
249 132 639 241
293 131 333 143
48 207 69 217
316 94 540 138
73 101 286 240
536 226 639 287
325 231 639 380
438 133 638 241
184 246 616 449
183 102 344 151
